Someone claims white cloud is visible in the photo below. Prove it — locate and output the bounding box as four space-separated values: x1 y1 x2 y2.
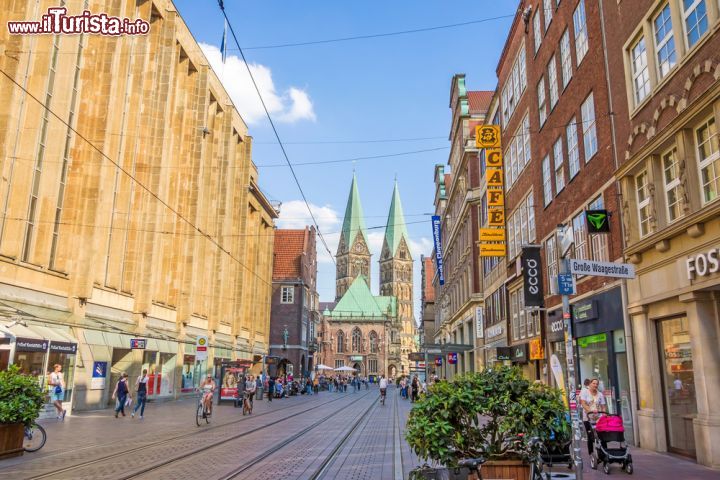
200 43 316 125
277 200 340 265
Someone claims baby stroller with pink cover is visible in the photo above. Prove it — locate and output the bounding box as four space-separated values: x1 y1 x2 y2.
590 414 633 475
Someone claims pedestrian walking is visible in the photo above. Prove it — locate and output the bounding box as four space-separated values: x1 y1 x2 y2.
48 364 67 421
256 375 263 400
411 375 420 403
132 369 149 419
112 372 131 418
267 376 275 402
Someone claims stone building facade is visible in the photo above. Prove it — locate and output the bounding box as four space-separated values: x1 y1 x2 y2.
433 76 492 378
603 0 720 467
0 0 277 414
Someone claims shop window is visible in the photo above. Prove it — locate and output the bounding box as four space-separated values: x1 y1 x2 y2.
578 333 614 413
682 0 708 48
654 4 677 79
631 36 651 105
658 316 697 456
662 147 683 222
47 352 76 402
635 170 653 237
695 117 720 204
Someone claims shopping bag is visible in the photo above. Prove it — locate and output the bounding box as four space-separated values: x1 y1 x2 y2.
125 396 133 408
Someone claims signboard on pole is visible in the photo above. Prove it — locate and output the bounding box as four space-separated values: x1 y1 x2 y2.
447 352 458 365
196 335 208 361
569 259 636 278
557 273 575 295
586 210 610 233
475 125 501 148
434 357 443 366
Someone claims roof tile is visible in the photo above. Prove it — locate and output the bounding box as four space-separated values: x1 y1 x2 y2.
273 229 307 279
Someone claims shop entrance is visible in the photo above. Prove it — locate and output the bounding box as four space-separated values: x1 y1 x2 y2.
658 316 697 458
108 348 133 406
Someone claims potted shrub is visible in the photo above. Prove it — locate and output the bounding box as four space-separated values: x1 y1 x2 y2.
406 366 571 480
0 365 46 458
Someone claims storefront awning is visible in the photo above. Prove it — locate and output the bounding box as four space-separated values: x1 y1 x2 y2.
0 320 78 353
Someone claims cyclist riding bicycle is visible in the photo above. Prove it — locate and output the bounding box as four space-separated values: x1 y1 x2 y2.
245 374 257 407
199 374 216 416
379 375 388 403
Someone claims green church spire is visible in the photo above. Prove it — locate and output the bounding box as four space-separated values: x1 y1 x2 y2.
384 181 410 257
340 173 368 251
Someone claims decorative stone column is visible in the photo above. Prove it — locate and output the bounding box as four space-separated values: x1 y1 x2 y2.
680 291 720 468
628 305 667 451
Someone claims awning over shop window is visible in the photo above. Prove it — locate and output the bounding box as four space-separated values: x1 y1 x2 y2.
0 321 77 353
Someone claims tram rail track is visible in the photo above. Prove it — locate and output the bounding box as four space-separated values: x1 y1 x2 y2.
24 392 359 480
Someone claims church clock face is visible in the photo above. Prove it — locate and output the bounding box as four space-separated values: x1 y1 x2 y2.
354 243 363 253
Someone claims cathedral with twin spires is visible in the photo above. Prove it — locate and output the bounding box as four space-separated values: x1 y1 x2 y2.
319 174 416 378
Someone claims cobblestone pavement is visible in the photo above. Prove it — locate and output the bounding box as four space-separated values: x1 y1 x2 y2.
2 387 717 480
1 386 417 480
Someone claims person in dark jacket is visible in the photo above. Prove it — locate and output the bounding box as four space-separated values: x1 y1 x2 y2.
267 376 275 402
411 375 420 403
112 372 130 418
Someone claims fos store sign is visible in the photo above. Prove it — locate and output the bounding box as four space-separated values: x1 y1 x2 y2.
686 246 720 279
521 246 544 307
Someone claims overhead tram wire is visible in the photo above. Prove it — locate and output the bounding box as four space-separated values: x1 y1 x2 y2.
217 0 389 316
0 67 273 291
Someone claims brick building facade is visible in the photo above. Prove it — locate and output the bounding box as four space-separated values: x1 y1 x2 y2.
270 228 319 377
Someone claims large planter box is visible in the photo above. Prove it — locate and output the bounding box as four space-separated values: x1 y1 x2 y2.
0 423 24 459
472 459 530 480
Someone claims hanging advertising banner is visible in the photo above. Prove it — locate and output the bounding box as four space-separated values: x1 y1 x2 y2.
434 356 443 366
521 246 544 307
586 209 610 233
550 354 568 408
480 228 505 242
447 352 458 365
529 338 545 360
431 215 445 286
476 307 484 339
480 244 507 257
479 132 506 257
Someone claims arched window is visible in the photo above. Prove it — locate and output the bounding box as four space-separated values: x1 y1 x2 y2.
352 328 362 352
336 330 345 353
369 331 378 354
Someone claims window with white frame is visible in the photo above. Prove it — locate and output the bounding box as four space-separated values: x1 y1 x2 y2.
511 289 520 341
534 10 542 54
545 234 558 285
501 45 527 126
635 170 652 237
682 0 709 48
560 30 572 88
507 114 531 187
567 118 580 178
588 195 609 262
573 0 589 64
508 193 535 258
544 0 553 29
696 117 720 204
542 155 553 206
581 93 598 160
548 54 558 109
662 147 683 221
538 77 547 126
654 4 677 79
281 286 294 303
631 36 651 105
572 211 589 260
554 138 565 193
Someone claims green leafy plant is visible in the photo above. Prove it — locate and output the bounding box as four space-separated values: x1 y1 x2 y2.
0 365 46 426
405 366 570 467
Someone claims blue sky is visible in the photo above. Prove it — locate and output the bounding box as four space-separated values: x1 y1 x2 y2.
173 0 517 319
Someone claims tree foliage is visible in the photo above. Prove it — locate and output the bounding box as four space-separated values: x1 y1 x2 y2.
0 365 46 426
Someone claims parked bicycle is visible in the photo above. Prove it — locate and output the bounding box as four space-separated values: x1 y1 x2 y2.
23 423 47 452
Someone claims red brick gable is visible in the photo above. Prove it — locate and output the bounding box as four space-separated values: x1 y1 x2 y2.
468 90 493 114
273 229 307 280
423 257 435 302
